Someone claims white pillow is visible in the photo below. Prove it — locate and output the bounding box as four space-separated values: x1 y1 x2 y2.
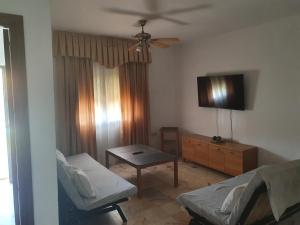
220 183 248 214
56 150 68 166
65 165 96 199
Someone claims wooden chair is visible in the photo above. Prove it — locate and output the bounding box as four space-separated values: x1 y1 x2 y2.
160 127 180 158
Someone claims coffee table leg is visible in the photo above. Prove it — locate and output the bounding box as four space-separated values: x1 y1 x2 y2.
137 168 142 198
106 152 109 168
174 160 178 187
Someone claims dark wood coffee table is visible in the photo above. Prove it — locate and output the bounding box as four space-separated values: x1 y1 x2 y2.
106 144 178 198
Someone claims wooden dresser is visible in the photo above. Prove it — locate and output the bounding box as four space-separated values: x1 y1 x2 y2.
182 133 257 176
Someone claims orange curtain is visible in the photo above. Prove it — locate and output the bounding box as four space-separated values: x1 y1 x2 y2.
54 56 97 159
119 63 150 145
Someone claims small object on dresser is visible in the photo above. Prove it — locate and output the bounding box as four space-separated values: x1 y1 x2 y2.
211 135 223 144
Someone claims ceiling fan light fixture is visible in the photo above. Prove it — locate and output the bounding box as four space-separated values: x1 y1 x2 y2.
136 45 142 52
130 19 180 52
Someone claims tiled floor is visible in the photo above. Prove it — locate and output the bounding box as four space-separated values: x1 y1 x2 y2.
0 179 15 225
80 161 229 225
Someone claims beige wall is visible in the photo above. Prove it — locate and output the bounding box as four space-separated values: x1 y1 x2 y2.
0 0 58 225
170 15 300 165
149 48 180 148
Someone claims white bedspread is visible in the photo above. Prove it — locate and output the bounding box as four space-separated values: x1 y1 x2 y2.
257 159 300 221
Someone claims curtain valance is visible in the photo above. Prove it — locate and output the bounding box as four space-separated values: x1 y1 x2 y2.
53 30 152 68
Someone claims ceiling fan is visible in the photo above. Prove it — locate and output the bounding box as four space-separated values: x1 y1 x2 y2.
104 0 211 26
129 19 180 52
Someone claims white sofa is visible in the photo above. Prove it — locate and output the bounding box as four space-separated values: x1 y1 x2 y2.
177 160 300 225
57 152 137 224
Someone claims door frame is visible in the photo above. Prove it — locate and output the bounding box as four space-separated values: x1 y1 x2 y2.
0 13 34 225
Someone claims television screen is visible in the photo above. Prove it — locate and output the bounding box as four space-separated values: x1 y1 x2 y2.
197 74 245 110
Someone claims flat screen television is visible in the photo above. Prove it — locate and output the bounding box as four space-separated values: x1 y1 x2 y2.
197 74 245 110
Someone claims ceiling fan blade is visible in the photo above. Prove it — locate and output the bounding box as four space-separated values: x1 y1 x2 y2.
160 16 189 25
151 38 180 44
104 8 160 26
104 8 148 17
162 4 212 16
150 41 170 48
128 42 139 51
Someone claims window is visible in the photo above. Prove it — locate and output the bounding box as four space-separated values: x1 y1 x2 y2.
93 63 121 163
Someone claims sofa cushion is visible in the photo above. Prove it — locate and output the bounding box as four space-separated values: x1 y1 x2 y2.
177 170 256 225
56 150 68 166
220 183 248 214
65 165 96 198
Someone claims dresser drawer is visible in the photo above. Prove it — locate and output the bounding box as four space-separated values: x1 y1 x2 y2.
182 146 194 161
182 136 193 147
182 134 257 176
209 145 225 172
193 140 209 166
182 137 195 161
225 149 243 176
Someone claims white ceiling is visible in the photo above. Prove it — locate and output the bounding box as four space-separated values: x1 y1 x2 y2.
50 0 300 42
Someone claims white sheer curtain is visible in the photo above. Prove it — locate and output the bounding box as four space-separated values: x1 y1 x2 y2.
93 62 121 164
